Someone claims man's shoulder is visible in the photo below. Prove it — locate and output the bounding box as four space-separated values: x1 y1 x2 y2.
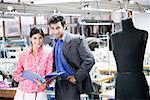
69 33 82 40
70 34 83 44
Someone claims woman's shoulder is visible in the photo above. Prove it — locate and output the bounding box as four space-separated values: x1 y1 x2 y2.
41 46 53 60
24 47 32 53
18 48 31 59
42 45 53 54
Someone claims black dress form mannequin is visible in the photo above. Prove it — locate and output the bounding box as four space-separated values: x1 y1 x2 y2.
111 18 149 99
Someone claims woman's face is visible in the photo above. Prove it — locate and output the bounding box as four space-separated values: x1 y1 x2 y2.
30 33 44 48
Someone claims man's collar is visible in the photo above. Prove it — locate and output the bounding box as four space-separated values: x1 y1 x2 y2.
54 31 72 43
62 31 67 41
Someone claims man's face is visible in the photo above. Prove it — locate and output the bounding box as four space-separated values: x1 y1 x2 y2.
49 21 65 39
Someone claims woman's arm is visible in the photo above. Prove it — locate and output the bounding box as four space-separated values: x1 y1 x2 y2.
46 52 53 74
45 52 53 87
13 54 25 82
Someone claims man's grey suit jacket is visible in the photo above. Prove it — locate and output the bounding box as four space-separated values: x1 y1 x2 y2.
58 31 95 93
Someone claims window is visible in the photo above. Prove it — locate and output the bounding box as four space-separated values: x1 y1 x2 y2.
36 16 48 34
21 16 34 37
5 17 20 37
0 20 3 37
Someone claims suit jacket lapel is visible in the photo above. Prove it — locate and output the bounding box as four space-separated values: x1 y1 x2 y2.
63 32 72 57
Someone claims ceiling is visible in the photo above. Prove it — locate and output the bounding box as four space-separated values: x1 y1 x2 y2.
0 0 150 17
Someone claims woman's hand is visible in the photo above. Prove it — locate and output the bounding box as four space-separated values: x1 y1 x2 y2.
35 79 46 90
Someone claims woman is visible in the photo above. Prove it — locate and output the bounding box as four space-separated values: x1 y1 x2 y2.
13 27 53 100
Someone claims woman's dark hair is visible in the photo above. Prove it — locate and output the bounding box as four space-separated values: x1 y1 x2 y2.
30 27 44 37
48 15 66 27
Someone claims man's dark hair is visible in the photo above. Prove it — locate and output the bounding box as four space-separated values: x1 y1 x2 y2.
48 15 66 27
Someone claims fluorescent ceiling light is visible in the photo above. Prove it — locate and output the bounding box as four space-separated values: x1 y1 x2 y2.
34 0 93 4
79 21 112 25
5 12 34 16
61 13 81 16
81 7 112 12
0 15 15 21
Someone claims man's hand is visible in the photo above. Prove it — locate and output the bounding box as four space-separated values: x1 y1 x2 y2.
67 75 76 84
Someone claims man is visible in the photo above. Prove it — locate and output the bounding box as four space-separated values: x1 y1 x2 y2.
48 15 95 100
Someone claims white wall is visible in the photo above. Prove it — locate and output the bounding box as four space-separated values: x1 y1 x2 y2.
133 12 150 59
133 12 150 33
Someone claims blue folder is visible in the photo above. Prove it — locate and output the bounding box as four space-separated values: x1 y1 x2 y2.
45 71 65 80
21 70 64 84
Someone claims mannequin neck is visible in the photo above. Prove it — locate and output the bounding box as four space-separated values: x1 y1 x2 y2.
121 18 134 30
